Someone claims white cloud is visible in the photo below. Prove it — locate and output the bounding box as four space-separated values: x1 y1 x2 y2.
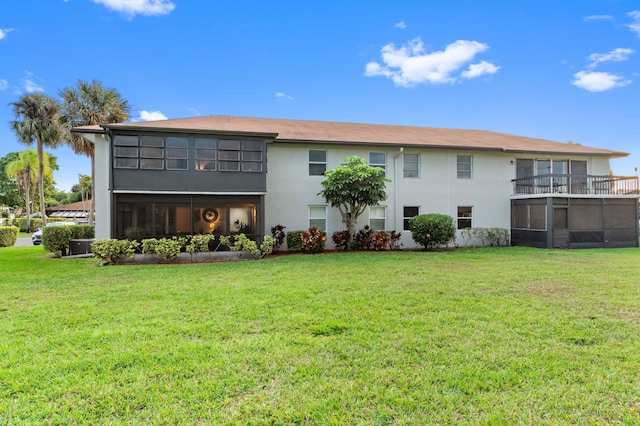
394 21 407 29
187 107 201 116
588 47 634 68
628 10 640 36
0 79 7 90
0 28 14 40
461 60 501 78
364 38 498 86
92 0 175 17
584 15 613 22
139 110 168 121
571 71 631 92
275 92 293 100
22 71 44 93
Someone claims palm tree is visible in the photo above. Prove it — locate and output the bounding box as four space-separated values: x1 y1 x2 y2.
59 79 130 225
77 174 92 216
10 93 62 227
5 150 53 231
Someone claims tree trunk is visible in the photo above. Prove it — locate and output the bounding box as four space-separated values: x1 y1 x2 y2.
25 169 31 232
89 153 95 226
37 140 47 227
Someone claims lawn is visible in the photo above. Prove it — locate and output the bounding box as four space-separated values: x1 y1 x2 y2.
1 246 639 424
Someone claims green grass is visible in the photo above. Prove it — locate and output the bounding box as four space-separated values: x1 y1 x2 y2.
1 246 640 424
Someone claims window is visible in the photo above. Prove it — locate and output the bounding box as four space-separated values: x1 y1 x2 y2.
403 206 419 230
140 136 164 170
457 206 472 229
309 150 327 176
369 206 386 231
309 206 327 231
165 137 188 170
219 140 240 171
195 138 217 171
241 140 263 172
457 155 472 179
114 135 139 168
403 154 419 178
369 152 386 174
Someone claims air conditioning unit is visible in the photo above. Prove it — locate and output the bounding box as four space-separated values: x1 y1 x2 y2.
69 239 94 255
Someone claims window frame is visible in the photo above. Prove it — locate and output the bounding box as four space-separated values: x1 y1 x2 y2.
369 205 387 231
195 138 218 171
308 205 327 231
403 153 420 178
369 152 386 175
241 140 263 172
309 150 327 176
457 206 473 229
165 137 189 171
218 139 241 172
403 206 420 231
113 135 140 169
457 155 472 179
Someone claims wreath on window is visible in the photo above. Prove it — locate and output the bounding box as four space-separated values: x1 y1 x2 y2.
203 208 219 223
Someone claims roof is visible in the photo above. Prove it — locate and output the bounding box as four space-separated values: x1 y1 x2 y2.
72 115 627 157
46 200 92 212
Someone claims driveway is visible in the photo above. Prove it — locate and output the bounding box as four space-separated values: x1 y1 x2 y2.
14 237 34 247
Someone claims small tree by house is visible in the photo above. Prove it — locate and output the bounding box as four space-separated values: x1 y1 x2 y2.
318 156 390 245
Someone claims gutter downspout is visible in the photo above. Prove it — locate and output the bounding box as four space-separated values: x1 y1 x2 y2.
394 147 404 230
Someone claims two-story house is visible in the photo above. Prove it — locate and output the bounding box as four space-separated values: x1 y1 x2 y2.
73 116 639 249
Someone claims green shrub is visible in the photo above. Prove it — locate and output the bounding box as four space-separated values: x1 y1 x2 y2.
223 234 259 256
185 234 217 261
91 239 139 264
286 230 305 252
71 225 95 240
141 237 184 262
42 225 95 257
409 214 456 249
141 238 159 255
43 226 74 257
14 217 42 232
259 235 276 257
48 218 67 223
301 227 326 254
1 211 8 219
0 226 19 247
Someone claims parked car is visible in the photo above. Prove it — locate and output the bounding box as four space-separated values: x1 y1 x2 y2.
32 221 76 245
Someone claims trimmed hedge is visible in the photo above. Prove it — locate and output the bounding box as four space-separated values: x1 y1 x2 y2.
42 225 95 257
286 230 305 252
42 226 74 257
0 226 19 247
14 218 42 232
409 213 456 249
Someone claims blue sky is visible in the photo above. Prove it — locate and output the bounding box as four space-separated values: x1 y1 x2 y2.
1 0 639 192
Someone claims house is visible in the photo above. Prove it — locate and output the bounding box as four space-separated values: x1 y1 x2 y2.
73 116 639 249
45 199 91 221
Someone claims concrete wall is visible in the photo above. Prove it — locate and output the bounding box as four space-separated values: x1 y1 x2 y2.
92 133 111 240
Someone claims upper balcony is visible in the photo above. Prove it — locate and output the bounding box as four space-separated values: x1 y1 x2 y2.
512 174 639 197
